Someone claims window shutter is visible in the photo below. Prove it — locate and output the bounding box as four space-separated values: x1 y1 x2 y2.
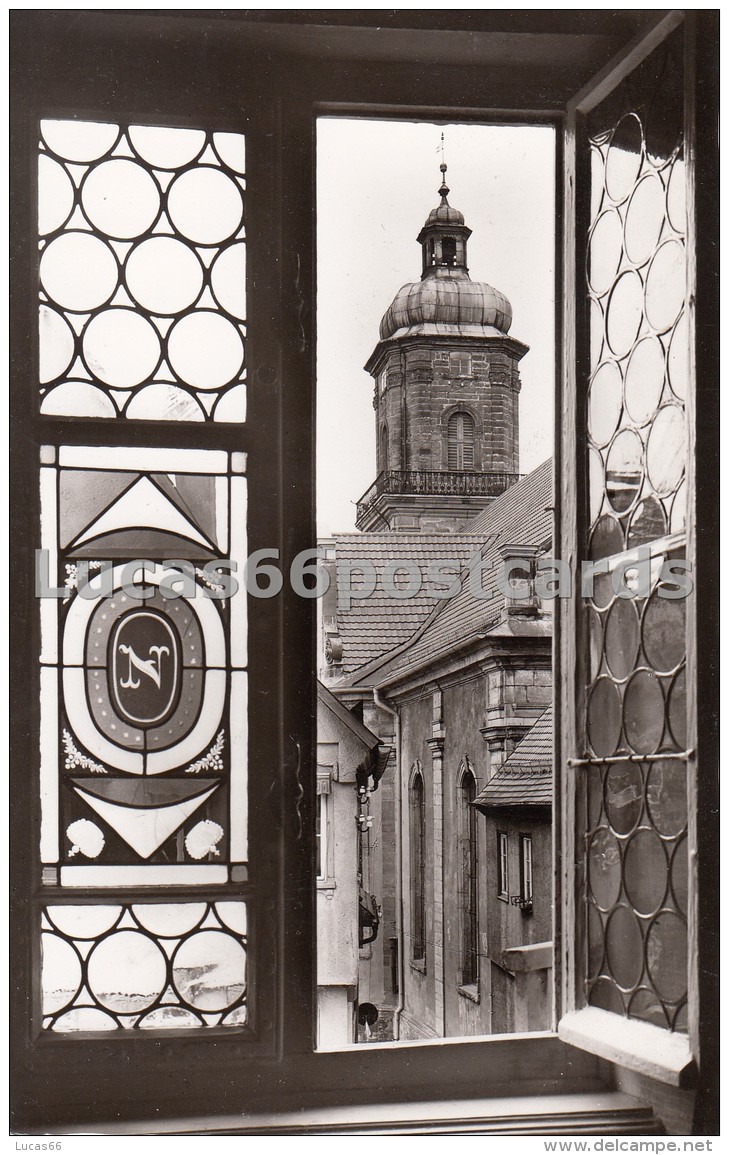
447 411 474 470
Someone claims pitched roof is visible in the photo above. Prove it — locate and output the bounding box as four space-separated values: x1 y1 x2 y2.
327 533 488 676
347 458 553 688
473 705 553 810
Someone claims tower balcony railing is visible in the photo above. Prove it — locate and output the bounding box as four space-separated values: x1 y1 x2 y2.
355 469 521 527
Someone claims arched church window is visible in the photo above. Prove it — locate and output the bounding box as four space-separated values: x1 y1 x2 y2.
447 411 475 470
458 764 478 989
409 768 426 964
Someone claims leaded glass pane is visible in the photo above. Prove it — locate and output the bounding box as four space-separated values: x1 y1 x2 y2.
38 120 246 422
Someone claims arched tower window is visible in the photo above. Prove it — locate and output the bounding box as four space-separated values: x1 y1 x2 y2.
409 768 426 963
441 236 457 265
447 411 475 471
379 422 389 473
458 764 478 987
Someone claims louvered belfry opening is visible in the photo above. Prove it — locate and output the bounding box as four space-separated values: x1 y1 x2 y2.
447 411 475 471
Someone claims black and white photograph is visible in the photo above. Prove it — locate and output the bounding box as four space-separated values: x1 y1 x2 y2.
9 8 719 1140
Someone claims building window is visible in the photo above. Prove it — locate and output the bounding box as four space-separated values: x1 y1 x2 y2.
379 422 389 473
410 768 426 963
447 410 475 470
449 351 471 378
316 775 332 883
441 236 457 265
520 835 533 904
458 766 478 987
497 831 509 900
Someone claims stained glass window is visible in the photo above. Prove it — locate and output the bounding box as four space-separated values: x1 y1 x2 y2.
581 29 689 1033
38 120 247 422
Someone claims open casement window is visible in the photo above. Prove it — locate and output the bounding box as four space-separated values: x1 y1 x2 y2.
11 10 716 1136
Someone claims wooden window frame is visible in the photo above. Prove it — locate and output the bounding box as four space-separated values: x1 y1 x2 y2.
496 831 509 901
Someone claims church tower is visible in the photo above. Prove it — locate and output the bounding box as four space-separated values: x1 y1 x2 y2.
356 161 529 533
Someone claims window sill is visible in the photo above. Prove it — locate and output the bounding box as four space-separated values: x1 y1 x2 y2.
410 957 426 975
317 878 336 890
558 1007 696 1088
458 983 480 1004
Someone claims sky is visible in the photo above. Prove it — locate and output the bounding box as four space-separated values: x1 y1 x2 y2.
317 118 555 537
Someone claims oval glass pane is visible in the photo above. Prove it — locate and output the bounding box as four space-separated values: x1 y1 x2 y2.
588 608 604 682
589 977 625 1015
646 912 687 1003
38 154 75 235
590 297 605 367
587 765 604 829
42 933 82 1013
623 670 665 754
590 144 605 224
125 384 205 423
671 837 688 915
168 168 243 245
624 174 665 267
645 240 685 333
604 597 640 680
588 827 622 909
666 156 686 234
82 160 161 239
133 904 207 937
646 403 685 496
670 481 687 534
41 232 118 312
46 905 122 938
643 590 685 673
588 361 622 446
624 335 665 425
605 428 643 513
128 125 206 170
624 828 668 914
588 447 604 524
627 496 667 549
667 311 688 401
606 905 644 988
588 515 624 562
83 309 161 388
588 678 622 757
588 210 623 296
125 237 204 315
168 312 244 390
172 931 246 1011
587 902 605 979
605 114 643 203
668 669 687 750
629 987 668 1028
605 761 643 834
213 132 246 174
210 243 246 319
39 305 75 383
41 119 118 162
606 271 644 359
87 930 167 1013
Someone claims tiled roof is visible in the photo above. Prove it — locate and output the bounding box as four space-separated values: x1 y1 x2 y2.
328 533 488 675
473 705 553 810
347 458 553 688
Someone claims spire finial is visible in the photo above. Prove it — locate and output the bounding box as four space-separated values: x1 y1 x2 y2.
438 132 450 200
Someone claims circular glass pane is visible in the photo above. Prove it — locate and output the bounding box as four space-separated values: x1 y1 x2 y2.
604 597 640 680
646 911 688 1003
645 240 685 333
624 828 668 914
41 119 118 162
605 761 643 834
41 381 117 418
605 114 643 203
46 905 122 938
83 309 161 388
125 383 205 422
627 496 667 549
172 930 246 1011
671 837 688 915
590 978 625 1015
606 905 644 988
82 160 161 239
210 243 246 319
128 125 206 169
623 670 665 754
42 933 82 1013
666 156 686 234
212 383 246 423
624 174 666 266
125 237 204 314
213 132 246 174
40 232 118 311
132 903 207 937
588 678 622 757
87 930 167 1012
588 902 605 978
139 1007 202 1029
589 515 624 562
168 168 243 245
590 571 615 612
39 305 75 383
215 902 247 935
667 312 688 401
588 361 622 446
673 1003 688 1032
668 669 687 750
606 271 644 359
588 210 624 296
52 1008 117 1032
643 590 685 673
168 311 243 389
624 335 665 425
646 403 685 496
605 428 643 513
38 154 75 235
588 827 622 909
629 987 668 1027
